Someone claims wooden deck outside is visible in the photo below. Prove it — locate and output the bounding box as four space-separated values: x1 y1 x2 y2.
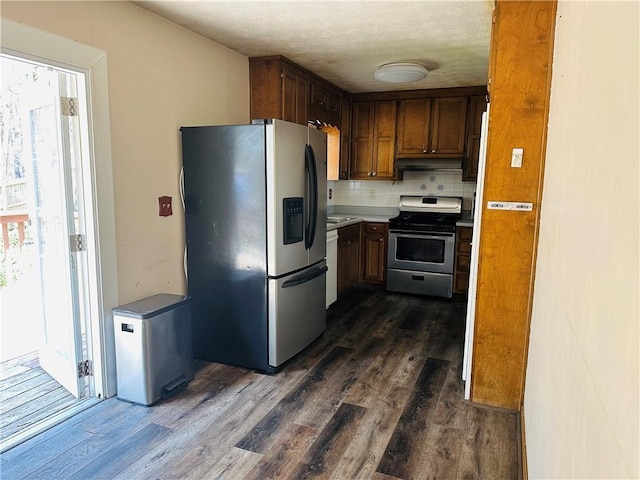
0 290 521 480
0 351 81 443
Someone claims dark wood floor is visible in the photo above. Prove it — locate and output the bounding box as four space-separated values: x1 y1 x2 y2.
0 289 520 480
0 352 79 443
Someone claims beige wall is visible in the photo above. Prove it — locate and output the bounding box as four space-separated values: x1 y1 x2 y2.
1 1 250 304
525 1 639 479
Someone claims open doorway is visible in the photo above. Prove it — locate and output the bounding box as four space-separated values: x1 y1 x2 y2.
0 54 97 448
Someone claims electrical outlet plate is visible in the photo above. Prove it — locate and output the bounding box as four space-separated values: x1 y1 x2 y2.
487 201 533 211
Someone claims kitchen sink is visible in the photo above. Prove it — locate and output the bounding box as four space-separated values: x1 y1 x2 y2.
327 216 354 224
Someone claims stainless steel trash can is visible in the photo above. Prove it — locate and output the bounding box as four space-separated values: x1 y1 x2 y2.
113 294 193 406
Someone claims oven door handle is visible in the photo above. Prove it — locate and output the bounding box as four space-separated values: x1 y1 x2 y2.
389 231 455 238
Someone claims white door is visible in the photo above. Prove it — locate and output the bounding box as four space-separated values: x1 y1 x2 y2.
463 107 490 399
19 59 88 398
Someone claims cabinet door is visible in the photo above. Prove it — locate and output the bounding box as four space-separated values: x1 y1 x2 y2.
350 102 375 179
430 97 468 154
362 223 387 284
340 97 351 179
453 226 473 295
281 69 297 124
310 82 328 109
348 237 361 287
463 95 487 181
372 100 397 179
282 66 309 126
295 75 309 125
328 90 341 116
337 239 350 297
338 224 361 296
396 98 432 155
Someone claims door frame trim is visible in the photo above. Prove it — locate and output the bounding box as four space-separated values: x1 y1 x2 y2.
1 18 119 399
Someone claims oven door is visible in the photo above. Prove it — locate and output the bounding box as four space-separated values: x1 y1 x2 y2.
387 230 456 274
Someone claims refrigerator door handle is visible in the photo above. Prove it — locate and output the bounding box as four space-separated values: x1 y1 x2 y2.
305 144 319 250
282 265 328 288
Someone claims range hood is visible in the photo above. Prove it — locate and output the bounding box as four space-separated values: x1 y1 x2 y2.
394 157 463 180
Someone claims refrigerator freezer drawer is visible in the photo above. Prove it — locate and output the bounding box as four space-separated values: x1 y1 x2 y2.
268 262 327 367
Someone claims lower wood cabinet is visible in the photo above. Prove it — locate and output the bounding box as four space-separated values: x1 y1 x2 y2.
361 222 388 285
453 226 473 295
337 223 361 298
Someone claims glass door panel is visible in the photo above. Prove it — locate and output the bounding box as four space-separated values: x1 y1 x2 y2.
16 58 86 398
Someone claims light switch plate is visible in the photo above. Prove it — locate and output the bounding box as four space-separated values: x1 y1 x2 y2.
511 148 523 168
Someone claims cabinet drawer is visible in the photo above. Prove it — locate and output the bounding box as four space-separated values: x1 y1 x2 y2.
338 223 361 242
365 223 386 234
457 226 473 241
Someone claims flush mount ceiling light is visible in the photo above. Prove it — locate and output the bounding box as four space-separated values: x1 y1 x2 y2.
374 62 428 84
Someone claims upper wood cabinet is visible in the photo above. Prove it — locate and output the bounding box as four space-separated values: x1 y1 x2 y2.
396 98 432 156
310 80 341 123
351 102 375 179
463 95 488 181
351 100 397 180
281 65 309 125
250 57 309 126
396 96 468 157
431 97 468 154
339 96 351 180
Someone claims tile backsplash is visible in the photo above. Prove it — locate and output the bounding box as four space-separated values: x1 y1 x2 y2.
327 170 477 211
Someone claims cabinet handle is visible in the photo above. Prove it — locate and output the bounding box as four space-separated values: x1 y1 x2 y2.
372 172 377 176
368 172 372 176
379 238 383 242
372 226 377 231
431 149 436 153
422 149 427 153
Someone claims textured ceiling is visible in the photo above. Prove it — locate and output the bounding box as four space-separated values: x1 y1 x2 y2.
134 0 493 93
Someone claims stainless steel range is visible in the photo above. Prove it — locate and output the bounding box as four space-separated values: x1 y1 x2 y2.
387 196 462 298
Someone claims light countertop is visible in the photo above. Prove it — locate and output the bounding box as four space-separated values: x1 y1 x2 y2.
326 214 394 231
327 205 475 230
326 206 397 231
456 211 475 228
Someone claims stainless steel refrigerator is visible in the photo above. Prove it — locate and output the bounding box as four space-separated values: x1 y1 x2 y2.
180 119 327 372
